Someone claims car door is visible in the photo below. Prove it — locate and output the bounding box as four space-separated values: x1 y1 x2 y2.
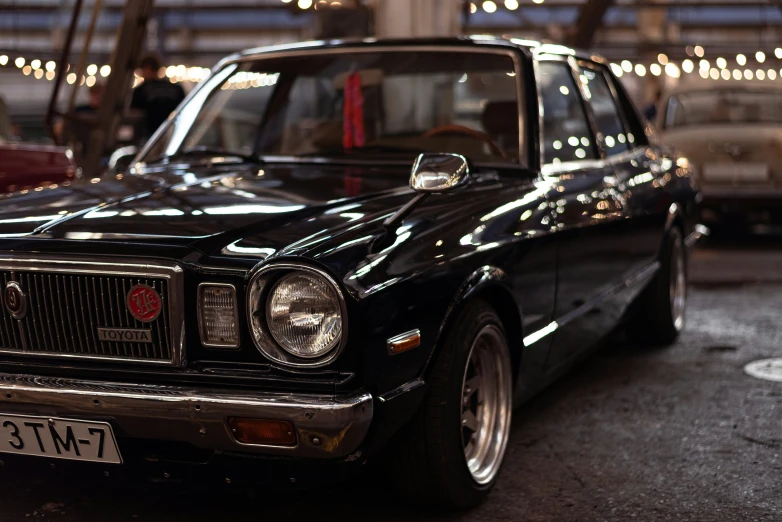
535 57 629 368
577 61 668 284
600 65 675 278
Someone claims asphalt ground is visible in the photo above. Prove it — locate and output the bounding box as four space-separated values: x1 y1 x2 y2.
0 233 780 521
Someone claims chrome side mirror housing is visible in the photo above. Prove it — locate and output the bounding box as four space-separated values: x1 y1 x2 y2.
107 145 138 175
409 153 470 193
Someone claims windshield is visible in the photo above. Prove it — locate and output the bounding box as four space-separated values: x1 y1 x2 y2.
664 90 782 128
139 49 522 165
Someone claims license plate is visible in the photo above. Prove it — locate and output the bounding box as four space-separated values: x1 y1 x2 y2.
702 163 769 182
0 414 122 464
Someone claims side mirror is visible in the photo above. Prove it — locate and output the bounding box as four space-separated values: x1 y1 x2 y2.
107 145 138 175
409 153 470 193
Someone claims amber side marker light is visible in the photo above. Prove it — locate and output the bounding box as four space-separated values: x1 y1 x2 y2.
387 329 421 355
228 418 297 446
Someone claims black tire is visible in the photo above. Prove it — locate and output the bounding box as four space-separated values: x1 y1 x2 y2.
389 299 513 509
628 227 687 345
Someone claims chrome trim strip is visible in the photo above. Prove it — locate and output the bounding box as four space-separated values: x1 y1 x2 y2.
246 262 349 368
0 372 373 459
523 261 660 347
0 256 184 367
197 282 240 349
377 378 425 403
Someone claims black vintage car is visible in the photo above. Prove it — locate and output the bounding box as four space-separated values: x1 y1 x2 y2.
0 37 702 507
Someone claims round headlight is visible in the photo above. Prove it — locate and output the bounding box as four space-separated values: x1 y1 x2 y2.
266 272 343 359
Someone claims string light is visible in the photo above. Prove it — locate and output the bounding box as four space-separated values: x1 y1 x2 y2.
757 69 765 80
100 65 111 77
14 57 24 68
769 69 778 81
694 45 704 57
482 1 497 13
621 60 632 73
699 59 709 70
716 57 727 69
45 61 55 72
721 69 730 80
634 64 646 76
682 59 694 73
709 68 719 80
0 55 7 66
505 0 519 9
756 51 766 63
665 63 680 78
30 59 41 70
737 54 746 66
657 53 669 65
650 63 662 76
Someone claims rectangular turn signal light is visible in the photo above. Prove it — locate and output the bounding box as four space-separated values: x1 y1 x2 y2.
387 329 421 355
227 418 297 446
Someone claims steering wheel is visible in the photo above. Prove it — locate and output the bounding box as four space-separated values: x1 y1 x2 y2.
422 124 505 158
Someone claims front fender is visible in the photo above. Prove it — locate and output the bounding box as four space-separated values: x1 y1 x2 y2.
421 265 524 383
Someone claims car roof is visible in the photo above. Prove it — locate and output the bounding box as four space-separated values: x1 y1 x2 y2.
230 35 603 64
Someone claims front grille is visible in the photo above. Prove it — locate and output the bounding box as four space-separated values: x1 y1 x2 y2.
0 258 183 366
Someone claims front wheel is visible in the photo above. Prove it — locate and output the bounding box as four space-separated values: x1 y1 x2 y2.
628 227 687 345
390 300 513 508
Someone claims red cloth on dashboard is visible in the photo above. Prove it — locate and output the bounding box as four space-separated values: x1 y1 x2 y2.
342 72 366 150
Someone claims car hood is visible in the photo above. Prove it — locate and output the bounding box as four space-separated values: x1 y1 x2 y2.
0 162 414 257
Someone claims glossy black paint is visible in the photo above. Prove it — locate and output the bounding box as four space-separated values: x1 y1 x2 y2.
0 37 699 458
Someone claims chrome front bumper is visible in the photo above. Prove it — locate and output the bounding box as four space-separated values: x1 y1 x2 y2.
0 373 373 459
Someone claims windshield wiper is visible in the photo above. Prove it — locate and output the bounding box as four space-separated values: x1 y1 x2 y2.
297 145 427 157
150 146 262 164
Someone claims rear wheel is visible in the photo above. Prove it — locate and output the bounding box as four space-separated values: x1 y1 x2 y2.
628 227 687 345
390 300 512 508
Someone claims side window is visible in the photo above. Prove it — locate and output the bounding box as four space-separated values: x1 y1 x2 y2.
537 61 597 165
578 65 631 156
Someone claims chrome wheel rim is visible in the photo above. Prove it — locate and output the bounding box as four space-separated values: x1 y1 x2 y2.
460 324 512 485
670 238 686 331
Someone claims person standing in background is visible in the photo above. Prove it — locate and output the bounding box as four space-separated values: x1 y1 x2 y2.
130 54 185 141
644 86 663 125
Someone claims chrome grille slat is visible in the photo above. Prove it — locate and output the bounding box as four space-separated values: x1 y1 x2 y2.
0 262 179 365
45 275 65 353
0 273 14 349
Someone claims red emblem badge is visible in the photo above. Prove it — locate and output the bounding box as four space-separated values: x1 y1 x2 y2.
127 284 162 323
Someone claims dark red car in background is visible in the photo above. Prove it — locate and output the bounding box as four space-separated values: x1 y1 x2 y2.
0 141 78 192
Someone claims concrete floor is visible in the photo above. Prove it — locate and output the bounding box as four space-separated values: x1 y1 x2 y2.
0 235 780 521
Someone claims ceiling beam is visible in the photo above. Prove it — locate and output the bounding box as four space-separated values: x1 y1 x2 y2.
569 0 614 48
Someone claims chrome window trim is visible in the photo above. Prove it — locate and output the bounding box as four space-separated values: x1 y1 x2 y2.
246 262 348 368
197 282 240 349
135 45 528 171
0 256 184 367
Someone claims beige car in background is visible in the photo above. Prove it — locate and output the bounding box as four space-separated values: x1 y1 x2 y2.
658 85 782 230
